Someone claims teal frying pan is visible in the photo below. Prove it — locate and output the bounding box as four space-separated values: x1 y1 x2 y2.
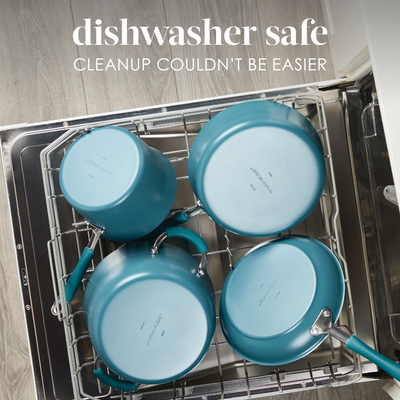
220 236 400 380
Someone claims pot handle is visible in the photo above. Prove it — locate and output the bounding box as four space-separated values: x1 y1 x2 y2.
93 358 137 392
51 228 102 314
151 227 208 276
311 308 400 381
64 247 95 303
157 210 191 228
138 204 204 241
65 228 103 301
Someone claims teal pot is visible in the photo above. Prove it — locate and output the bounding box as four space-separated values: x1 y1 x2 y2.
220 236 344 365
59 126 176 242
82 227 216 391
188 101 325 236
220 236 400 382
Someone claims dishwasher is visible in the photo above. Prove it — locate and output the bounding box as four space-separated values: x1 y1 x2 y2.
2 71 399 400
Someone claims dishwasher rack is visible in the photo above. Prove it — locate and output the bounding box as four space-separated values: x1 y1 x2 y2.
41 92 361 400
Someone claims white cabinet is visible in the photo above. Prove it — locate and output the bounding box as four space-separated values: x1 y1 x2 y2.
321 0 370 79
322 0 400 212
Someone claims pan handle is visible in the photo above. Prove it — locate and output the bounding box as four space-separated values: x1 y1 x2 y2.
65 227 102 302
51 228 102 315
138 203 204 241
93 357 137 392
311 308 400 381
346 336 400 381
142 211 190 239
151 227 208 277
64 247 95 303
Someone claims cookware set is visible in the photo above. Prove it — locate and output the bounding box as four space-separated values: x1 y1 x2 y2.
57 100 400 390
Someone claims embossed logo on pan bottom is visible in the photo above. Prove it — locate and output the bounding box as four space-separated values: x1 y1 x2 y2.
146 313 163 345
250 167 273 193
85 158 112 175
259 276 280 307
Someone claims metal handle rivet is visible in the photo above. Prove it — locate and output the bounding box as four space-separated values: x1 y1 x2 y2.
161 107 167 113
17 244 23 250
63 121 69 127
323 310 331 318
25 305 31 311
311 328 319 336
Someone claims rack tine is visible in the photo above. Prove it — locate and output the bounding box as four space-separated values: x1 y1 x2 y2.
274 369 283 393
69 334 90 348
243 359 250 398
74 360 95 375
327 361 339 384
173 380 177 400
224 230 233 268
213 329 224 400
181 382 186 400
307 355 317 387
329 335 336 360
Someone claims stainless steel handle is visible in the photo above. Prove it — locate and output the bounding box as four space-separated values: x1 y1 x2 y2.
150 228 208 277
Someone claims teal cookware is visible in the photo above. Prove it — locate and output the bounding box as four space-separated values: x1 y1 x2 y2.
81 227 215 391
220 236 400 381
60 126 176 241
220 236 344 365
187 101 326 237
58 126 177 303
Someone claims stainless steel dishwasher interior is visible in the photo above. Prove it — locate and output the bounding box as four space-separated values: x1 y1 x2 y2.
1 84 380 400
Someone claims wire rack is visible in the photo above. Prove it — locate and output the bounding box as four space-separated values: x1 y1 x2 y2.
41 92 361 400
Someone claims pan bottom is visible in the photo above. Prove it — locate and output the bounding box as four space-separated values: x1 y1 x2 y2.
220 236 345 365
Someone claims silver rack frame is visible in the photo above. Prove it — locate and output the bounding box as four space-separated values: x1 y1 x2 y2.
40 92 361 400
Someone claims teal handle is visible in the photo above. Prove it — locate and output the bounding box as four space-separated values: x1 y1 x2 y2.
93 367 137 392
64 247 95 303
139 212 190 242
164 211 190 226
165 227 208 254
347 335 400 380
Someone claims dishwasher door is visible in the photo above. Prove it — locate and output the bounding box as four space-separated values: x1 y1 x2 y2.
1 84 378 400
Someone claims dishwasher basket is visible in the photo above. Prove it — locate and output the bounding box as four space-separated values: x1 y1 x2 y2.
41 92 361 400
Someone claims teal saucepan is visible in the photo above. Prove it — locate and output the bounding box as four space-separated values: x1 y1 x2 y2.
187 101 325 237
60 126 176 241
220 236 400 381
58 126 177 304
81 227 215 391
